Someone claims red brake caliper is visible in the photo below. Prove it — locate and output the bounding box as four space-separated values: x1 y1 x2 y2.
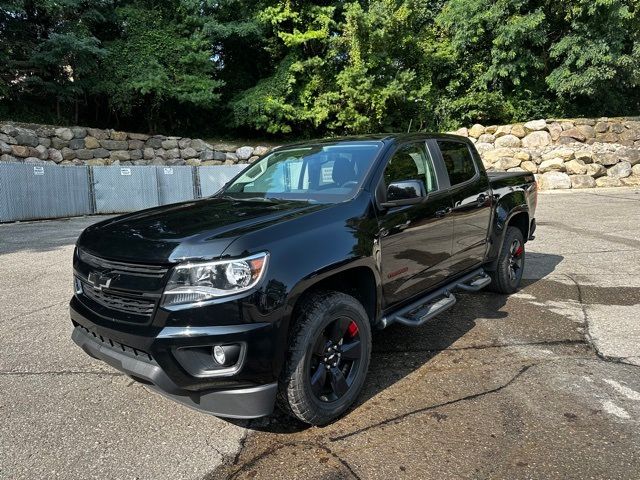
514 246 524 257
346 321 359 338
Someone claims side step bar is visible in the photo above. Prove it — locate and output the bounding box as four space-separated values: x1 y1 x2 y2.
380 268 491 328
456 271 491 292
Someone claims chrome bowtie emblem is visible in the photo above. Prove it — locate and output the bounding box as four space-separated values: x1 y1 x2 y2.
87 271 113 290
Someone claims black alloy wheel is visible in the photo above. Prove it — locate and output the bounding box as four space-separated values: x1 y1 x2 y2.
277 291 372 425
507 238 524 283
308 316 362 403
487 226 525 294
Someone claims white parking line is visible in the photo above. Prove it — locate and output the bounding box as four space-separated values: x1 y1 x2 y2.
604 378 640 401
602 400 631 419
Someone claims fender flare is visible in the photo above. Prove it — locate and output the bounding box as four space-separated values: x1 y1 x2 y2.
486 206 530 271
281 257 383 331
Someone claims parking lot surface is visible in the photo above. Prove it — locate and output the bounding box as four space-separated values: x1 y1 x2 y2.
1 188 640 479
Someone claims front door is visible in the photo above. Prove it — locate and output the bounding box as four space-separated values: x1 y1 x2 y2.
377 142 454 308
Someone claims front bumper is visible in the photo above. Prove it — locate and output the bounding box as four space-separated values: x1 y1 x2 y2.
70 297 280 419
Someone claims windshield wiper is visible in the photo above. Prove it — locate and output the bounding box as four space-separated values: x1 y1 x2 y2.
218 194 278 203
265 197 320 204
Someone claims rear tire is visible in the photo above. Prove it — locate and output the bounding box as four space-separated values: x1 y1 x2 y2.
277 291 372 425
488 226 525 294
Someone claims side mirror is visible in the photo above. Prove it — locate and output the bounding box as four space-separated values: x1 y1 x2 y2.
380 179 427 208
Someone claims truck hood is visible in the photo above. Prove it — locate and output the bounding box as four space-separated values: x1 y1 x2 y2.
78 197 328 263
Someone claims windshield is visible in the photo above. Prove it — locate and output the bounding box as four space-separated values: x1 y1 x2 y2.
222 142 383 203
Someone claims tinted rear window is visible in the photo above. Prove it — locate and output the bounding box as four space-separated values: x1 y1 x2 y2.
437 141 476 186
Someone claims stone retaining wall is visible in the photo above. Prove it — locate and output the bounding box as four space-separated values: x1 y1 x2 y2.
2 118 640 189
450 117 640 189
0 122 269 167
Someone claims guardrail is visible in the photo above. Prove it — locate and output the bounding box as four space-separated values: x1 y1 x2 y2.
0 163 245 222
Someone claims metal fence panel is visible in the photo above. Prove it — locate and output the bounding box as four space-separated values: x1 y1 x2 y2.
0 163 91 222
92 166 159 214
156 166 196 205
198 165 245 197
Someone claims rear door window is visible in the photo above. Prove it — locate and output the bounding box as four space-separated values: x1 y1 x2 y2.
437 141 477 186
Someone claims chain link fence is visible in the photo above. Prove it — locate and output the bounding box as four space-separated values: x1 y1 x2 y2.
0 163 246 222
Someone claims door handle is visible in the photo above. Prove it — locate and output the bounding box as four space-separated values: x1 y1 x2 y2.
435 207 452 218
477 194 487 205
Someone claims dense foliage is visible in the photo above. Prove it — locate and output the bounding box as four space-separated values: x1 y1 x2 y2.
1 0 639 137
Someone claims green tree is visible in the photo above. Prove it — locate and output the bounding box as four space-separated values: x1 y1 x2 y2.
2 0 640 136
97 1 223 133
436 0 640 126
546 0 640 113
230 1 337 135
0 0 108 122
230 1 442 136
328 1 441 133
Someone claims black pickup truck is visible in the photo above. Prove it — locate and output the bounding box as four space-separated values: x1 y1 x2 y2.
70 133 537 425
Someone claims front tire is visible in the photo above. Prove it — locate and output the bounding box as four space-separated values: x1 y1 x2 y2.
277 291 372 425
488 226 525 294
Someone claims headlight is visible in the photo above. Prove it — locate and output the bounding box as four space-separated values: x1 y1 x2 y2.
162 252 269 308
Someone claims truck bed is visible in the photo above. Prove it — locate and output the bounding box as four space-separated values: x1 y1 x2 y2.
487 171 536 189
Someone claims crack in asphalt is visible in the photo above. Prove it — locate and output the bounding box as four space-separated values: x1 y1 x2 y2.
550 248 639 255
214 440 362 480
563 273 589 327
316 442 363 480
329 363 534 442
211 364 538 479
230 428 251 467
0 300 67 324
581 191 640 203
210 442 287 480
0 370 123 377
372 339 586 355
539 221 640 249
561 273 639 368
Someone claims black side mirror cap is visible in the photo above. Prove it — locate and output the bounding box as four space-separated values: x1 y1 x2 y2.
380 179 427 208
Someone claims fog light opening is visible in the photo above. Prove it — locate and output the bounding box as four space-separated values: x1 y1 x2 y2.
213 345 226 365
211 344 242 367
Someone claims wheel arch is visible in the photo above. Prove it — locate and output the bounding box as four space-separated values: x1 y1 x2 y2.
285 261 381 332
486 205 529 271
506 210 530 242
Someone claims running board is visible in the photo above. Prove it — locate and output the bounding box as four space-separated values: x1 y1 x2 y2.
395 293 456 327
456 272 491 292
380 268 491 328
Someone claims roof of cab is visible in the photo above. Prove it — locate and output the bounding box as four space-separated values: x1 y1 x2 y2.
272 132 469 150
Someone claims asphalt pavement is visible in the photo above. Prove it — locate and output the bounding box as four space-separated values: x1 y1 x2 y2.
1 187 639 479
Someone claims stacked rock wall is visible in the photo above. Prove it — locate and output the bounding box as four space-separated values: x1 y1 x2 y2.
2 118 640 189
0 122 270 167
450 117 640 189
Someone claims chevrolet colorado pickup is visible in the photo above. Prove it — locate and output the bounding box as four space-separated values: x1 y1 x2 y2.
71 133 537 425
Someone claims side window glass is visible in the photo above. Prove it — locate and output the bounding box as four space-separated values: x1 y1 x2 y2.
383 143 438 193
437 141 476 186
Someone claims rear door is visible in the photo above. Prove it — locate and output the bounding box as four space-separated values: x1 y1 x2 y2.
376 142 454 307
434 139 492 274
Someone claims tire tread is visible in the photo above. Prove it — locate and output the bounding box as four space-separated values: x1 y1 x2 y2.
276 290 371 425
488 226 525 294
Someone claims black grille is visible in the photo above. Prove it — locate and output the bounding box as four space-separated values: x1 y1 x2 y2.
81 280 156 317
74 249 169 324
76 325 154 362
78 248 168 278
